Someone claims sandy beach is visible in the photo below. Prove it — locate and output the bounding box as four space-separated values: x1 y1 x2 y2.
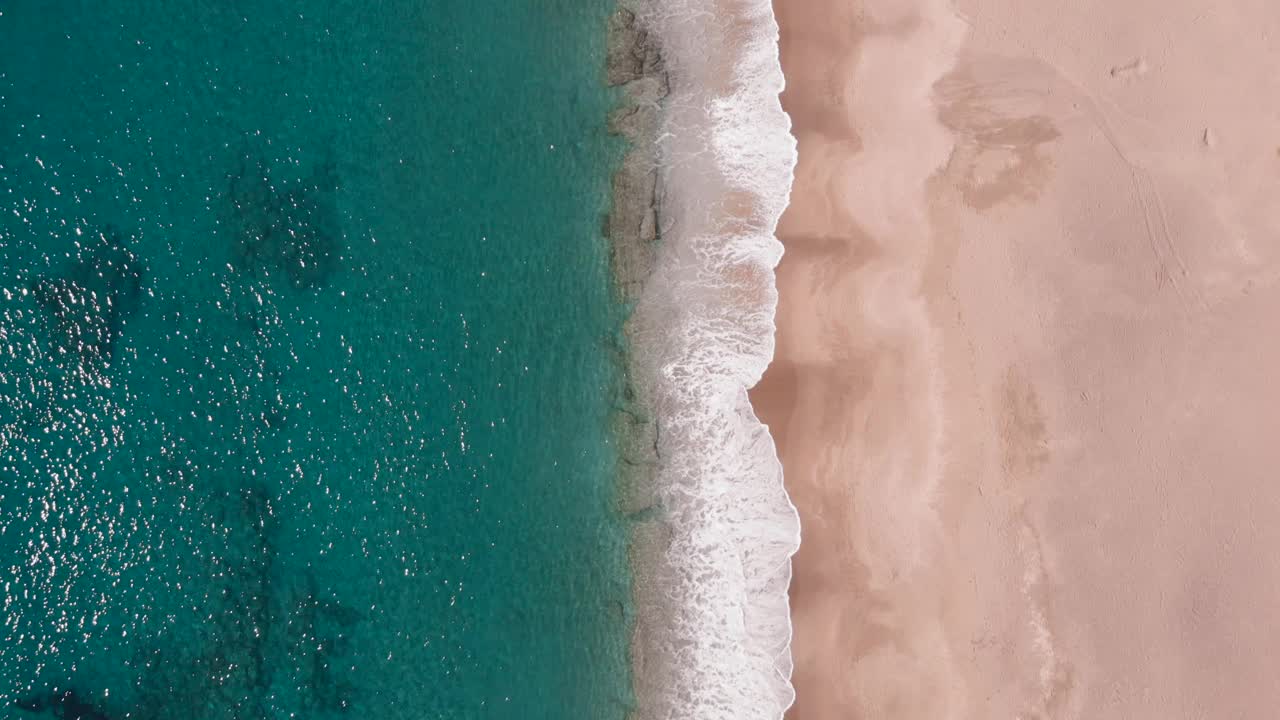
754 0 1280 717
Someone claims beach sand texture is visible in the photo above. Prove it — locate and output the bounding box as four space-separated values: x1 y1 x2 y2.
753 0 1280 717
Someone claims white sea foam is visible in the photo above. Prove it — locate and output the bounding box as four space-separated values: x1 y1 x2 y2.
627 0 800 717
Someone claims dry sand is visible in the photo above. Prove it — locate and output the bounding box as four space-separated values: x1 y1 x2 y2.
752 0 1280 717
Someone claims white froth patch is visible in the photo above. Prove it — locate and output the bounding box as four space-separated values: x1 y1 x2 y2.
627 0 800 718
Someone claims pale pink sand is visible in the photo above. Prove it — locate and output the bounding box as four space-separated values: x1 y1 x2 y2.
753 0 1280 717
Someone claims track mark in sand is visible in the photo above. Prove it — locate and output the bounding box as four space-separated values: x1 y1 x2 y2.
1131 164 1212 312
1049 67 1209 313
1109 56 1149 80
947 56 1215 315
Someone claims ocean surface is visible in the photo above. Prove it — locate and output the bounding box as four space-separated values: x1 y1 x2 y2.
0 2 635 718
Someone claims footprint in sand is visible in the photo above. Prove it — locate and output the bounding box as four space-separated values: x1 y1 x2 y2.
1109 56 1149 79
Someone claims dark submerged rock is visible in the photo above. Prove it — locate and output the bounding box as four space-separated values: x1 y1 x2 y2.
31 227 145 364
227 151 343 290
604 6 669 303
606 8 665 86
121 482 361 718
15 688 112 720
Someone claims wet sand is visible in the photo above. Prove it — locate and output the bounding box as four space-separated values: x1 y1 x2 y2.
753 0 1280 717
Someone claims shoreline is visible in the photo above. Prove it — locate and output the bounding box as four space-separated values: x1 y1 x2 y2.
604 1 800 718
750 2 969 715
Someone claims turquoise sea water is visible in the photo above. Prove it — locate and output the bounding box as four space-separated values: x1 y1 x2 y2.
0 2 634 718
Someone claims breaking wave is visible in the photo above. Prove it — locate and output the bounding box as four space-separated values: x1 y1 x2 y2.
626 0 800 718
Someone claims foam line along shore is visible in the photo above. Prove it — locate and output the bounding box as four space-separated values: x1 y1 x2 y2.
605 1 800 718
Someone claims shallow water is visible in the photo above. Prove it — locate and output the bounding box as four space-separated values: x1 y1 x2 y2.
0 2 633 718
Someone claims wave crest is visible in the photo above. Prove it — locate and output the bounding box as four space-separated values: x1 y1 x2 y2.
625 0 800 717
